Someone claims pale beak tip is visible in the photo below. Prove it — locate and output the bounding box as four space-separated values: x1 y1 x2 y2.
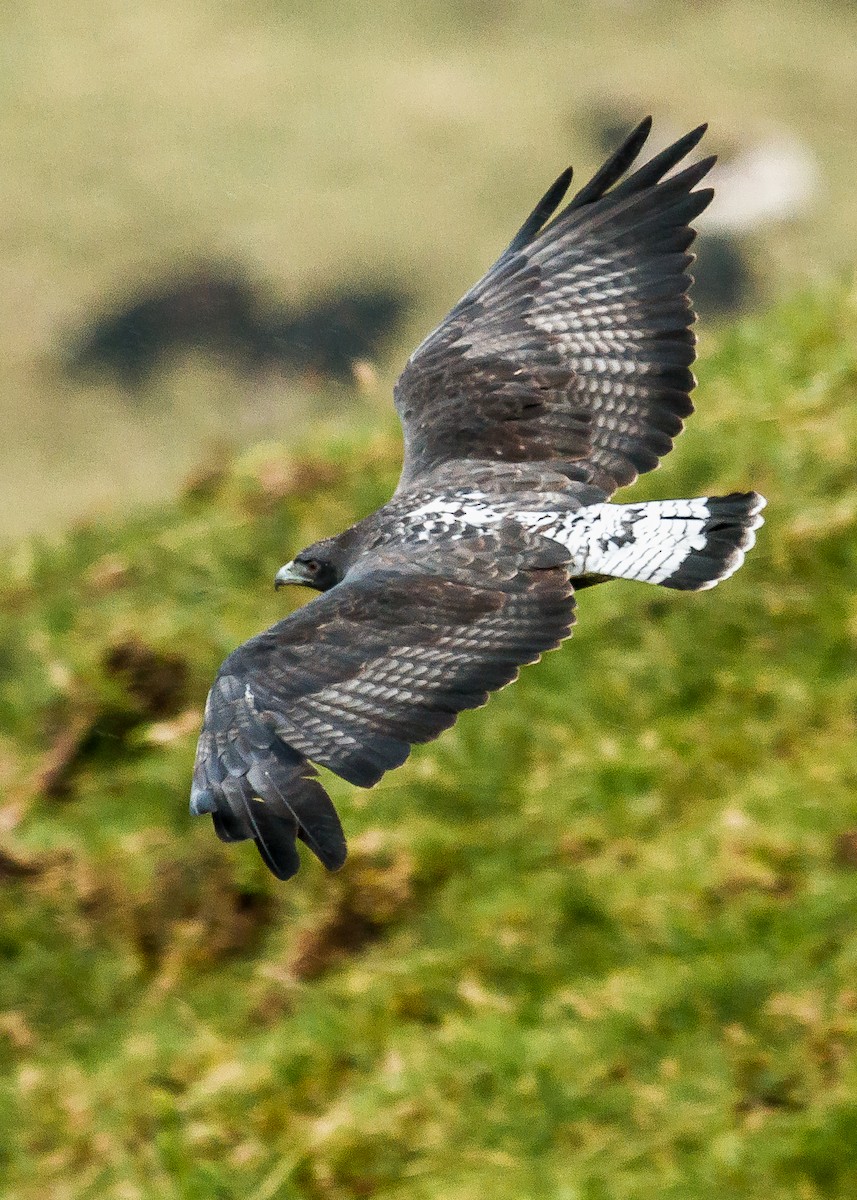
274 561 296 590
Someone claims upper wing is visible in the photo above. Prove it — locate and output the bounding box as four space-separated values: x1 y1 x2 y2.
191 527 574 880
394 118 715 497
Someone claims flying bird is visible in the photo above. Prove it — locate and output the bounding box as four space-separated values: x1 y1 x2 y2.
191 118 765 880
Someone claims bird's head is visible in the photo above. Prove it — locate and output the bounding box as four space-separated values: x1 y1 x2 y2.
275 538 342 593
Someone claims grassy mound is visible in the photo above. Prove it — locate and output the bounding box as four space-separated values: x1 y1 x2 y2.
1 287 856 1198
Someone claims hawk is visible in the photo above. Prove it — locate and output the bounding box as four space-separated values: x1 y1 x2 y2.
190 118 765 880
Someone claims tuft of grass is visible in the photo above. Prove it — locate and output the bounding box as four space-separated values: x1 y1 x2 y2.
1 285 857 1197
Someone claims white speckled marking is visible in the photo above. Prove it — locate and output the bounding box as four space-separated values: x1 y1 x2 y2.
532 500 714 583
400 492 765 589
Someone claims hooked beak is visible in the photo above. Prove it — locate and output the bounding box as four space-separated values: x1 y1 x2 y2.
274 560 306 589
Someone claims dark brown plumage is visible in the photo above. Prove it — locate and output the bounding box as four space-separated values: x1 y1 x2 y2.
394 119 713 493
191 118 764 880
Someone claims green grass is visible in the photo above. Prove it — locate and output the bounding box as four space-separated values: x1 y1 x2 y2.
0 285 856 1197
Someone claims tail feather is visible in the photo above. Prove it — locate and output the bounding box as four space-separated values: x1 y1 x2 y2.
538 493 765 591
660 492 766 590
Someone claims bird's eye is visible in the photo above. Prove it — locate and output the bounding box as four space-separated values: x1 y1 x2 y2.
305 560 320 573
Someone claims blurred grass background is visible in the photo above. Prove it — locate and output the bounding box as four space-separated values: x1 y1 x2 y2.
2 0 857 537
2 2 857 1198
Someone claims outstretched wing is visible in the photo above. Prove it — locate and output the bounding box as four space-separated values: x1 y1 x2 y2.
394 118 715 497
190 528 574 879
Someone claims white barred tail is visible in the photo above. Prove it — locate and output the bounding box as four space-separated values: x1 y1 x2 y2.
542 493 766 591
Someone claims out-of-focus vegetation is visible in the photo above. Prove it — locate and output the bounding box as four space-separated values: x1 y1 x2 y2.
2 1 856 1195
1 286 856 1198
2 0 857 536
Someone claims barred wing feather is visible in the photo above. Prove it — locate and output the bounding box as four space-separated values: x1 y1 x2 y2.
394 118 715 496
191 529 574 879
